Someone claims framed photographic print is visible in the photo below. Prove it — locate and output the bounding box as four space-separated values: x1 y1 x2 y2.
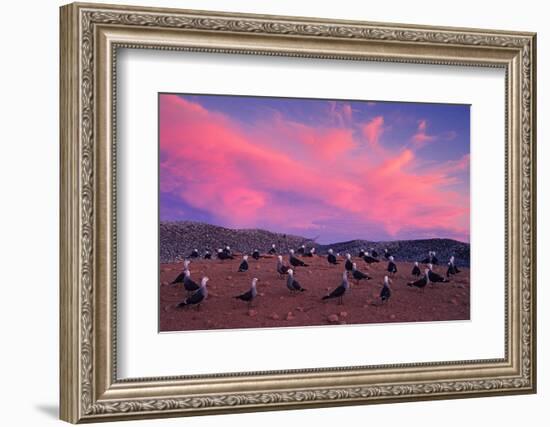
60 2 537 423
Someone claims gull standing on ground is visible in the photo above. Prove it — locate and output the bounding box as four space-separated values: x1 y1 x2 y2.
304 247 316 257
352 262 371 285
427 263 448 283
289 249 308 267
176 277 209 310
177 270 200 296
411 261 421 276
234 278 259 308
380 275 392 303
387 255 398 274
276 255 290 278
345 253 354 271
238 255 249 272
286 269 306 293
407 269 430 291
217 248 231 260
171 260 191 284
322 271 350 305
363 251 380 264
327 249 339 265
446 256 461 277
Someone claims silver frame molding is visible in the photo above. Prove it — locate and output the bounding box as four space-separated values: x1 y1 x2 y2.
60 2 537 423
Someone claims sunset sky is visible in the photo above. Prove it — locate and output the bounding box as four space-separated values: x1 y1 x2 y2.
159 93 470 243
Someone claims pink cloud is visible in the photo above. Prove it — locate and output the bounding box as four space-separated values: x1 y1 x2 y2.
413 133 436 144
418 119 427 132
362 116 384 148
378 149 414 176
441 153 470 174
245 109 356 163
327 101 353 127
411 119 437 147
441 130 458 141
342 104 353 121
284 123 355 160
160 95 469 241
411 120 458 149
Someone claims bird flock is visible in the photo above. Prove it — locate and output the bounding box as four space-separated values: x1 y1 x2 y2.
170 245 463 314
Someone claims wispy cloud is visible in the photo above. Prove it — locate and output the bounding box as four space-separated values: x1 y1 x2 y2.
327 101 353 127
411 119 458 149
361 116 385 150
411 119 436 147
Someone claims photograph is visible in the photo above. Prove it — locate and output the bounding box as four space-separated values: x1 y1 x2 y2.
158 93 471 332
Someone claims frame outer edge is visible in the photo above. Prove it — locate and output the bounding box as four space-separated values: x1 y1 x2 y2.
59 2 537 422
529 33 537 393
60 3 81 424
68 1 537 37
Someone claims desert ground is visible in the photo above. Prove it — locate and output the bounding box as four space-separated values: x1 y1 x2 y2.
159 254 470 332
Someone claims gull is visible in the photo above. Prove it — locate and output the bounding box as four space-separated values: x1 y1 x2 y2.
327 249 339 265
238 255 249 272
176 277 209 310
352 262 371 285
286 269 306 293
234 278 259 308
276 255 290 278
322 271 350 305
289 249 308 267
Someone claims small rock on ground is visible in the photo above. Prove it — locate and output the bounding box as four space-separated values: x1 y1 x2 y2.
328 314 339 323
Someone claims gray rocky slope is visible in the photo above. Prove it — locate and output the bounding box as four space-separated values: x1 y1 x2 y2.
160 221 470 267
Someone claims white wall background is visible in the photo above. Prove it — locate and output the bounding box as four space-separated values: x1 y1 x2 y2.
0 0 545 426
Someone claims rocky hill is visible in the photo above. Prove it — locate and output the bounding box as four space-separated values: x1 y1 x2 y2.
160 221 470 267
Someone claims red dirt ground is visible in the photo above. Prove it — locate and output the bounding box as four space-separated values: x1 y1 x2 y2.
159 255 470 332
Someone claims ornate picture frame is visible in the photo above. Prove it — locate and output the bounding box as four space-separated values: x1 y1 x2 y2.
60 2 536 423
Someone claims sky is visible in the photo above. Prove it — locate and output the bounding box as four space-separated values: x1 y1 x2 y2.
159 93 470 243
